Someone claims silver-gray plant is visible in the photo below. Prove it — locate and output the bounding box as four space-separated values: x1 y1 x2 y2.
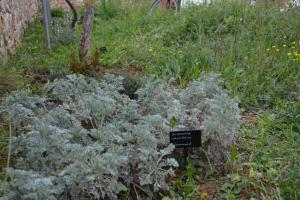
1 73 240 199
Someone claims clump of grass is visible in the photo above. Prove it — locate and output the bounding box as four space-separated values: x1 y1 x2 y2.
0 69 24 97
69 48 100 74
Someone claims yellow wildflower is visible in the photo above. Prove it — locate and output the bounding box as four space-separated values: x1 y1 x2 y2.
266 48 270 51
284 36 287 39
276 49 280 52
272 45 276 48
291 46 296 49
249 167 255 178
292 41 296 45
287 52 292 56
148 48 153 52
283 44 287 48
199 191 209 200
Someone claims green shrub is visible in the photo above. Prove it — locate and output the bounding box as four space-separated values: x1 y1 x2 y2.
51 8 65 18
95 0 125 20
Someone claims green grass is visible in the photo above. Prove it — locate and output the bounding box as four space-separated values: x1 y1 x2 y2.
0 0 299 199
226 105 299 199
95 1 300 108
1 1 299 108
0 23 70 69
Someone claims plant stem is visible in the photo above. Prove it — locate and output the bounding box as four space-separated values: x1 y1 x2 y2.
4 119 12 182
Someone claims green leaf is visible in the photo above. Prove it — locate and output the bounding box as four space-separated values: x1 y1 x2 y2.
115 182 127 192
232 182 245 194
169 116 177 128
185 160 195 179
231 146 237 161
230 173 241 182
183 179 195 195
220 182 233 192
228 194 236 200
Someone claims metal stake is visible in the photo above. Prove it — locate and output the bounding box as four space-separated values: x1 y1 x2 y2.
42 0 51 51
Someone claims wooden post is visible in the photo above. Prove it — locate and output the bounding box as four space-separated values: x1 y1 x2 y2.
79 0 96 63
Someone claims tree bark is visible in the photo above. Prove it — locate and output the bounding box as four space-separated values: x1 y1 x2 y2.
79 0 95 63
65 0 78 29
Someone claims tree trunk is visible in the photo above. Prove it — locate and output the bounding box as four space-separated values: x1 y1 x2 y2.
79 0 95 63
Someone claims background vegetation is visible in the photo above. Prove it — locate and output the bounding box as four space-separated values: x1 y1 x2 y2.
0 0 299 199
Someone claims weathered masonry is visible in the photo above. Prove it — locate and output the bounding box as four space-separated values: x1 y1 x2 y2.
0 0 39 62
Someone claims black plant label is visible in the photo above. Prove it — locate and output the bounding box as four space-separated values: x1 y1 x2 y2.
170 130 202 148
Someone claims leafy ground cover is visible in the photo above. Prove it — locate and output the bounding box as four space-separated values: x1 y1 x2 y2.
0 0 299 199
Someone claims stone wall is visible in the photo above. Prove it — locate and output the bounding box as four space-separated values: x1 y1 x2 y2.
0 0 39 62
